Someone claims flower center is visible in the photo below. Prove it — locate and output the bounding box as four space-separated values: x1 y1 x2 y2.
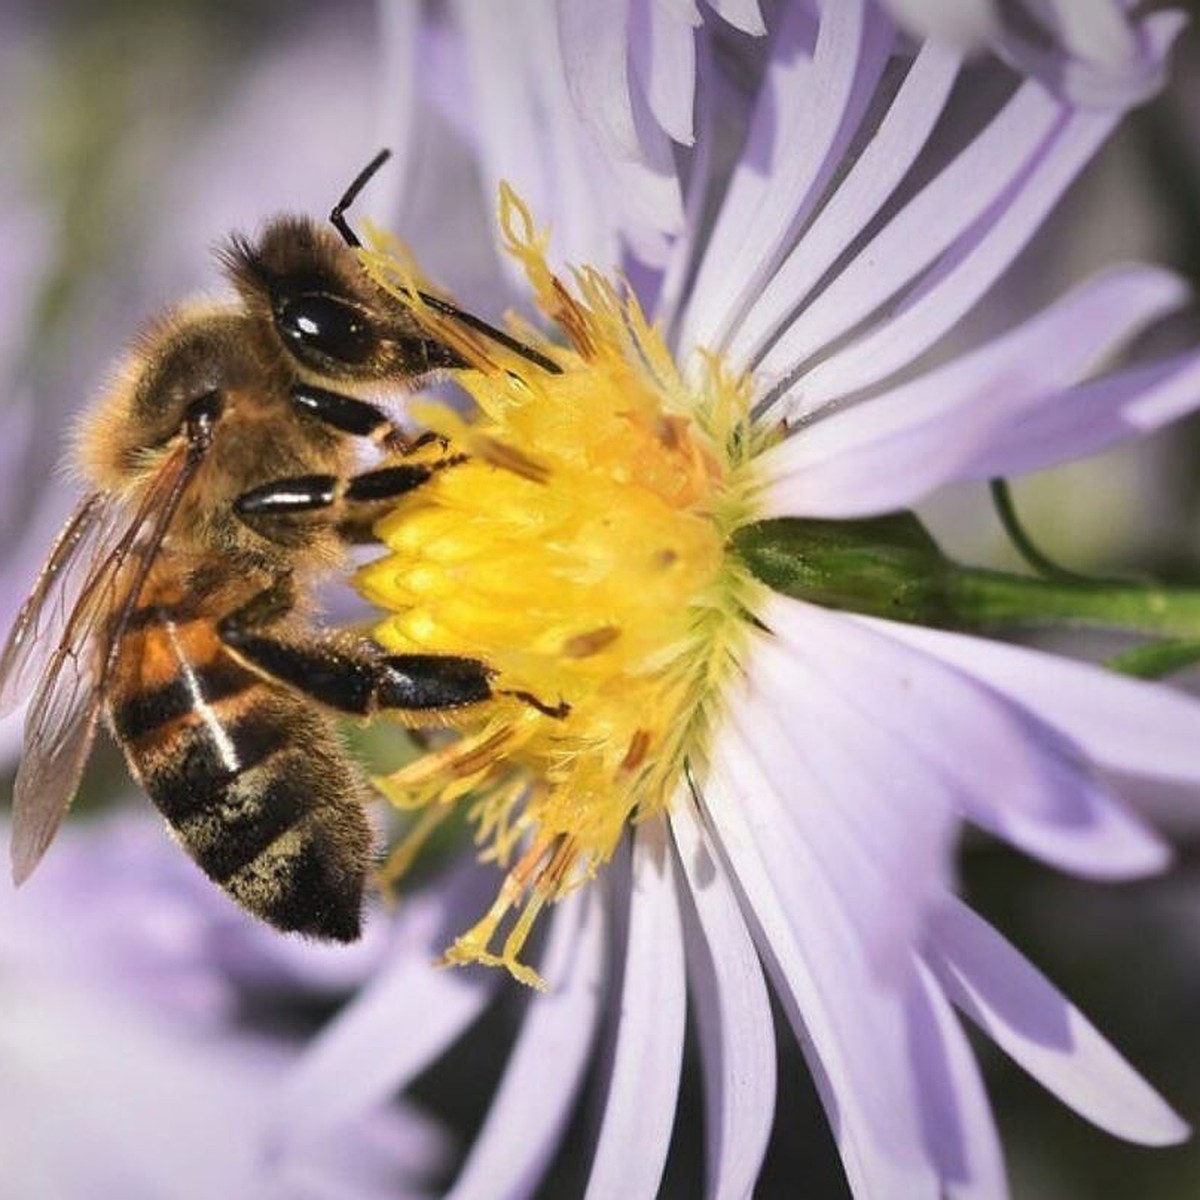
354 191 768 985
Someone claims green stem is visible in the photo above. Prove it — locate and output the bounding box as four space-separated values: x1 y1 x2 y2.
1105 639 1200 680
943 569 1200 638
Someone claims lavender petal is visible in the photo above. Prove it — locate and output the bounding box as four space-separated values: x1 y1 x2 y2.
926 897 1189 1145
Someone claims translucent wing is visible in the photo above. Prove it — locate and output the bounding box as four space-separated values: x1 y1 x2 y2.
0 492 117 720
10 446 199 884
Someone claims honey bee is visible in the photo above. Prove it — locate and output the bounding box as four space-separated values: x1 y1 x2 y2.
0 151 562 941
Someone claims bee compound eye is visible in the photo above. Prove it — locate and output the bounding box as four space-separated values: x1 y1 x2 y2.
275 292 378 367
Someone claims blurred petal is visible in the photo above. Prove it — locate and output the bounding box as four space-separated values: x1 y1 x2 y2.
881 0 1173 107
268 866 497 1152
558 0 684 260
926 898 1189 1145
703 0 765 37
453 0 619 273
869 618 1200 786
558 0 640 160
372 0 421 225
759 265 1188 517
447 892 606 1200
583 819 687 1200
880 0 995 48
670 791 776 1200
996 4 1178 108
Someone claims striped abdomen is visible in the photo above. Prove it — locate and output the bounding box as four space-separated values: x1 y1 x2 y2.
106 602 373 941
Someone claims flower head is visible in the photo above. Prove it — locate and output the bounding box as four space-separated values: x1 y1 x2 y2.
357 189 768 983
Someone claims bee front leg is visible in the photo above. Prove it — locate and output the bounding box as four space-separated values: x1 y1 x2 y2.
233 457 465 545
218 585 568 721
290 383 445 457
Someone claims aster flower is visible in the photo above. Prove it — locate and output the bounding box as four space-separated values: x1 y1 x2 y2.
262 2 1200 1196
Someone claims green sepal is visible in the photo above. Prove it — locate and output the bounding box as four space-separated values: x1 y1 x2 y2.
731 514 956 624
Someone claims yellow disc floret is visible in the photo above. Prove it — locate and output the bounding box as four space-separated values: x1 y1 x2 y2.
354 189 770 986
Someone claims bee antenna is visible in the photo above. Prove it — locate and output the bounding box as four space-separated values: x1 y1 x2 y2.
330 148 393 248
331 147 562 376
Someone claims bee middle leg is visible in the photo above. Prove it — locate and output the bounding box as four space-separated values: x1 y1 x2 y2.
217 580 568 720
233 457 465 545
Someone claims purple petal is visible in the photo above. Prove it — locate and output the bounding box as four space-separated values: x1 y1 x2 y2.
670 791 776 1200
926 898 1188 1145
961 350 1200 478
725 39 963 374
630 0 698 146
908 960 1009 1200
558 0 685 263
701 722 940 1196
737 600 960 973
868 619 1200 786
996 5 1179 109
755 77 1073 402
268 864 498 1152
879 0 996 47
558 0 640 161
583 819 687 1200
750 9 1189 421
446 892 606 1200
703 0 766 36
679 1 889 357
760 599 1170 880
759 265 1188 517
761 9 1184 414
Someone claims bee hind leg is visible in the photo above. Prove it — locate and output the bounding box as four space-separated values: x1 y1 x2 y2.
217 578 482 716
218 584 567 719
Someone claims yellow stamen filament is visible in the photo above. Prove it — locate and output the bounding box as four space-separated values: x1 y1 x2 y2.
356 190 770 984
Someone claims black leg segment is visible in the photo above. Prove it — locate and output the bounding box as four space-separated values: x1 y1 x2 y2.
233 458 464 543
290 383 447 456
221 631 495 718
218 577 495 716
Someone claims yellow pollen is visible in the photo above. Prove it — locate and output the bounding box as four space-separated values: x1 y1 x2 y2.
355 189 770 985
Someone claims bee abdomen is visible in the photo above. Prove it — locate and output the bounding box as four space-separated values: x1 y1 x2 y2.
122 683 372 942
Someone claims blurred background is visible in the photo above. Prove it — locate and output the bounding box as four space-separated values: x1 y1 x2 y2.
2 1 1200 1197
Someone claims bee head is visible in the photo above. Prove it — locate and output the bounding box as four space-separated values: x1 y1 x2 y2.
220 217 464 383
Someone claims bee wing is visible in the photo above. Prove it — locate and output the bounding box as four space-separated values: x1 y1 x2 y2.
0 492 117 719
10 445 200 885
